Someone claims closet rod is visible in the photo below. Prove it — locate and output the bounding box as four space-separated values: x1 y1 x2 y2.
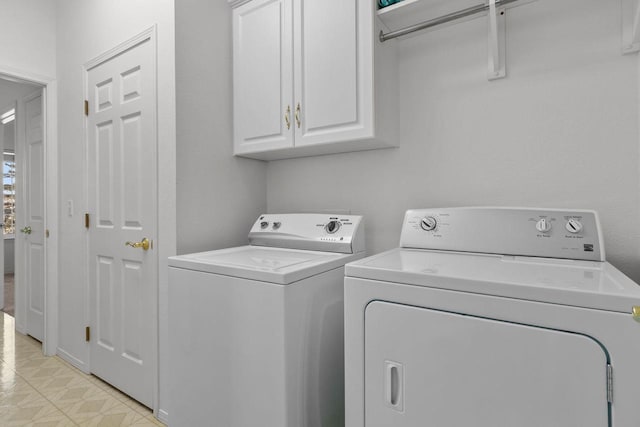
379 0 520 42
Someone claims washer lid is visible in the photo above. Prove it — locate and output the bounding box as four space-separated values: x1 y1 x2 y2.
345 248 640 313
169 245 360 284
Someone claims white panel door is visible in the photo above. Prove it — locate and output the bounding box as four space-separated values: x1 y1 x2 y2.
233 0 294 154
365 301 609 427
23 93 44 341
87 36 157 407
294 0 372 146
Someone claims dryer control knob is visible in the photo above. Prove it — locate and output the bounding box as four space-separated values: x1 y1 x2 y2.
272 222 281 230
260 221 269 229
565 219 583 234
420 216 437 231
536 218 552 233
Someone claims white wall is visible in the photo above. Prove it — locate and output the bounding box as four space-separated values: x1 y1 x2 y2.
0 79 42 110
55 1 176 408
267 0 640 281
5 239 15 275
2 121 12 152
0 79 42 159
0 0 56 79
175 0 266 257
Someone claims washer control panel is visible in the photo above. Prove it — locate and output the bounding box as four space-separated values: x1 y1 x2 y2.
248 213 365 254
400 207 604 261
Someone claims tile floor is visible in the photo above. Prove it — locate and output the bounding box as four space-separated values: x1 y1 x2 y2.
3 274 14 317
0 313 165 426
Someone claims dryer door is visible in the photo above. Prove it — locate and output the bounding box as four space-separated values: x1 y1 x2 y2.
365 301 609 427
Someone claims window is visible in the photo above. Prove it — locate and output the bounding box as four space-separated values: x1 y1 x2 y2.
3 152 15 236
0 109 14 125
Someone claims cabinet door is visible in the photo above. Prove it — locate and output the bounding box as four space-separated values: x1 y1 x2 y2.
233 0 293 154
365 301 610 427
294 0 374 147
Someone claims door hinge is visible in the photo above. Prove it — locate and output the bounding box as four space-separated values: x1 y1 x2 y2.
45 229 50 238
607 364 613 403
85 213 90 229
84 100 89 116
85 326 91 342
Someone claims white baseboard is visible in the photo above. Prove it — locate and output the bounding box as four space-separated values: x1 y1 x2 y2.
56 348 89 374
157 409 169 424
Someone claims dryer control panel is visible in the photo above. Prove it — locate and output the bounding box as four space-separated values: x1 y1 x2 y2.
400 207 604 261
249 213 365 254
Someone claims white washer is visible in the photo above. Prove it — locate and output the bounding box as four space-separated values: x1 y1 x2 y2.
168 213 365 427
344 207 640 427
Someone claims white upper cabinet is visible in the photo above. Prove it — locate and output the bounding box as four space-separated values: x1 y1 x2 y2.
230 0 397 160
294 0 367 147
232 0 294 153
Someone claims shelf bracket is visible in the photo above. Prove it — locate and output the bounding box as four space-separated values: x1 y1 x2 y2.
623 0 640 54
487 0 507 80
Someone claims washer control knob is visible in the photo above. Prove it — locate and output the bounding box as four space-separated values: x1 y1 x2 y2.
260 221 269 229
565 219 583 234
536 218 552 233
420 216 437 231
325 220 341 234
272 222 281 230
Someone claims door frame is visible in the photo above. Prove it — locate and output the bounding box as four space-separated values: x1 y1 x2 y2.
0 68 58 357
82 25 161 412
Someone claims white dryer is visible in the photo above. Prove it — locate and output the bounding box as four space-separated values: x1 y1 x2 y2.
168 213 365 427
344 207 640 427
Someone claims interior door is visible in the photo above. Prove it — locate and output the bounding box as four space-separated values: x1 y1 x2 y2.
232 0 294 154
23 92 44 341
86 35 157 407
365 301 610 427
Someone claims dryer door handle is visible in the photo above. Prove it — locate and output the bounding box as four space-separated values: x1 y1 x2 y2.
385 360 404 411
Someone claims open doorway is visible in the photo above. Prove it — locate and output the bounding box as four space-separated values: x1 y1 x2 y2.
2 109 16 317
0 78 43 324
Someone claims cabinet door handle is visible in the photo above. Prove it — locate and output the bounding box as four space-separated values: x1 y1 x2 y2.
295 103 301 128
285 105 291 130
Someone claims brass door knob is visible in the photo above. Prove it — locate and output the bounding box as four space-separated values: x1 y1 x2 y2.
125 237 150 251
20 226 32 235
